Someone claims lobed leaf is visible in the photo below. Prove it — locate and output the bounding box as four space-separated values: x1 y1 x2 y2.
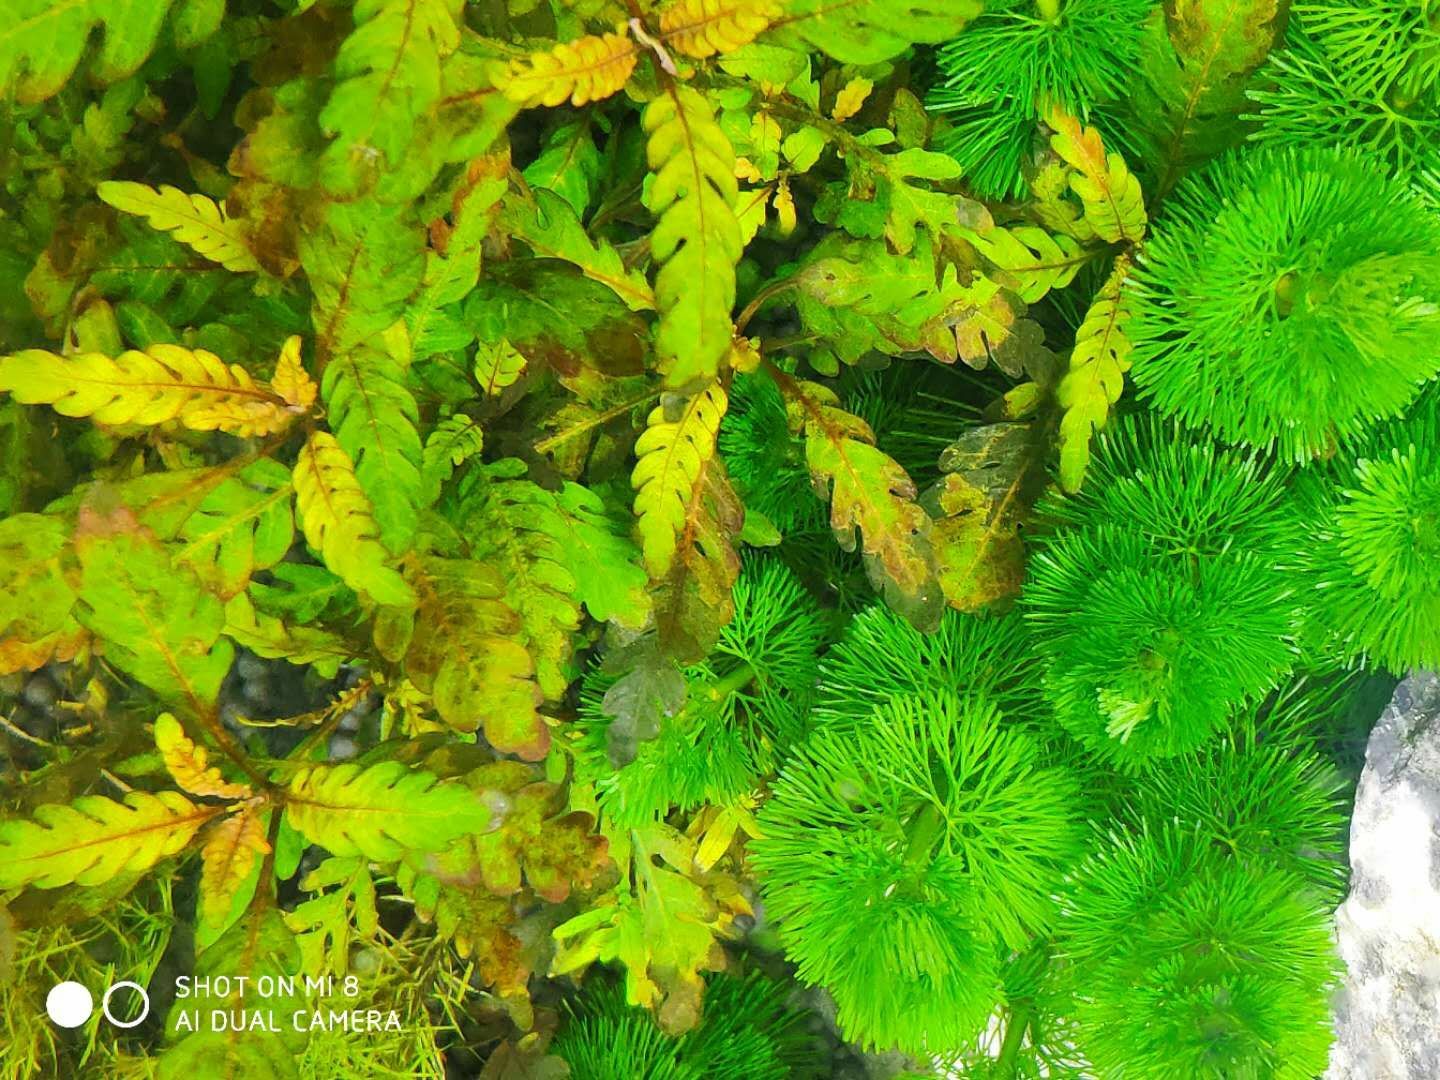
98 181 261 273
292 431 415 608
659 0 782 58
0 344 304 436
0 790 221 890
284 761 494 862
0 0 176 104
1057 257 1135 493
632 383 729 576
198 803 271 928
778 0 983 65
155 713 252 799
1046 105 1147 245
495 29 638 108
643 86 743 389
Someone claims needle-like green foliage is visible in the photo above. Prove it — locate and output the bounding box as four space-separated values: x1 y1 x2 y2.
554 973 815 1080
1059 826 1339 1080
929 0 1154 199
814 603 1041 730
575 558 825 825
1297 389 1440 670
1249 6 1440 203
754 689 1084 1054
1024 420 1302 767
1126 146 1440 459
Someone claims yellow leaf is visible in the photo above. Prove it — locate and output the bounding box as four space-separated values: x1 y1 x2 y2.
0 344 302 436
632 384 729 576
1045 104 1147 245
644 85 743 389
495 29 637 108
773 176 796 236
97 181 261 273
270 335 317 412
199 802 270 926
1057 257 1135 492
832 76 873 121
659 0 781 58
155 713 252 799
292 431 415 607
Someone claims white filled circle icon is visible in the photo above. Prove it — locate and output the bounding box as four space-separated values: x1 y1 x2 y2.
46 982 94 1028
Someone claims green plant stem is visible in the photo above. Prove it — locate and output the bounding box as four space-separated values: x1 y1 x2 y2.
903 801 946 867
995 1000 1034 1078
1036 0 1062 21
705 661 756 702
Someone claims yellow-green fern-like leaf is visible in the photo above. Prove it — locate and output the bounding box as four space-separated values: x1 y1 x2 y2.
780 373 939 618
632 383 729 576
957 225 1088 304
474 339 527 396
97 181 261 273
1058 258 1135 492
1046 105 1147 245
292 431 414 607
155 713 252 799
0 344 303 436
643 86 743 389
284 761 494 862
658 0 781 58
495 29 638 108
198 804 270 929
0 790 222 890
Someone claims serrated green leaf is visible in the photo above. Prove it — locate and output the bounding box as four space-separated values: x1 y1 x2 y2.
0 790 220 890
284 761 493 862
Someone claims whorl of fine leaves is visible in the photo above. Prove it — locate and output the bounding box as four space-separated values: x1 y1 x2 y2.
0 344 303 436
1059 826 1339 1079
284 761 494 862
1126 145 1440 459
643 86 743 389
754 689 1083 1053
1297 391 1440 670
97 181 261 272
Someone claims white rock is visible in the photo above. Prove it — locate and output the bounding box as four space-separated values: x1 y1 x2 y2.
1328 672 1440 1080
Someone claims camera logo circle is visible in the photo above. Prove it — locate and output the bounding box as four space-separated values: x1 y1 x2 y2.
46 982 94 1028
102 981 151 1028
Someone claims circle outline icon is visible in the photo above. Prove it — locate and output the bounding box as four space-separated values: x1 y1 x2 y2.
101 981 150 1029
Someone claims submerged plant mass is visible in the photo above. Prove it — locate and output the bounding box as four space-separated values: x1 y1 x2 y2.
0 1 1435 1077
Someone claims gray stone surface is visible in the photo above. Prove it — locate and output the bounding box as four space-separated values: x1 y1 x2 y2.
1328 672 1440 1080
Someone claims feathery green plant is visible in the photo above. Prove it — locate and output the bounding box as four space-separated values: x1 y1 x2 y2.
754 689 1084 1053
929 0 1154 199
1023 421 1302 766
1059 826 1339 1079
1126 146 1440 459
1297 389 1440 670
